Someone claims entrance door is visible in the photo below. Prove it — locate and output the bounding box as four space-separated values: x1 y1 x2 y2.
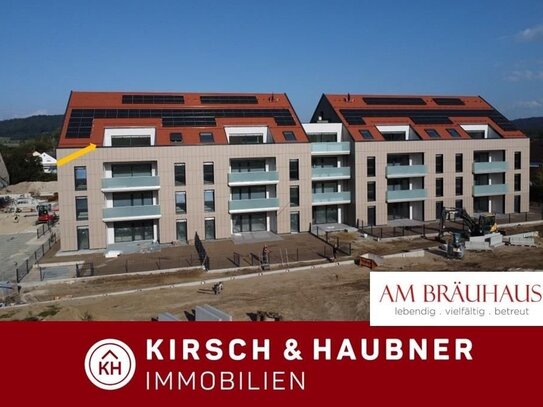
290 212 300 233
176 220 187 242
77 227 89 250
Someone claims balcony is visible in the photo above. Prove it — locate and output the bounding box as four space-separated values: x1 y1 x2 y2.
311 142 350 155
386 189 427 203
228 198 280 214
228 171 279 186
473 184 508 197
101 176 160 192
386 165 427 178
312 191 351 206
311 167 351 180
102 205 161 222
472 161 508 174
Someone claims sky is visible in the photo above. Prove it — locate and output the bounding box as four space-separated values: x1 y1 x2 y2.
1 0 542 122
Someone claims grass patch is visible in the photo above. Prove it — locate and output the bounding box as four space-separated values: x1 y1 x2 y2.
0 311 16 320
37 305 60 319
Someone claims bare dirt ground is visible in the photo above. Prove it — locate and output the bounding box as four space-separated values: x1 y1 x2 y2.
1 223 542 321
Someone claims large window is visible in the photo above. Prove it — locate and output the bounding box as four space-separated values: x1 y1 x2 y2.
74 166 87 191
114 220 154 243
112 191 152 207
176 220 187 242
233 213 267 233
515 152 521 170
111 163 152 177
75 197 88 221
203 162 214 184
367 182 376 201
174 163 186 186
231 186 266 200
229 134 264 144
175 192 186 214
313 182 337 193
367 157 375 177
290 212 300 233
289 159 299 180
205 218 216 240
204 190 215 212
514 174 521 192
111 136 151 147
436 178 443 197
231 159 266 172
455 153 463 172
77 226 89 250
455 177 463 196
290 186 299 206
435 155 443 174
308 133 336 143
455 199 463 210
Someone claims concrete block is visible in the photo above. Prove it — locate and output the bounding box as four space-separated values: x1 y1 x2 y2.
384 249 425 259
195 304 232 321
361 253 385 265
157 312 181 321
465 241 491 251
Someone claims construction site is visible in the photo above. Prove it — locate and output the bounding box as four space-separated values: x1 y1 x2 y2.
1 180 542 321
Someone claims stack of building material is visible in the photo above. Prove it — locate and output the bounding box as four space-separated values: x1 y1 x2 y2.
505 231 538 247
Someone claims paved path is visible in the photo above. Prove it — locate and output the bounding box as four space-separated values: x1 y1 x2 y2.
0 231 54 281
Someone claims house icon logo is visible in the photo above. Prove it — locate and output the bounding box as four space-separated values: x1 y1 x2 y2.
84 339 136 390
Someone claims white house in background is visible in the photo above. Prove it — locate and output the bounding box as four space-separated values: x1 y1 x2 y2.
0 152 9 187
33 151 57 174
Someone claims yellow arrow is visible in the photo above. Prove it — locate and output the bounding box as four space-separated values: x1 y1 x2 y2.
57 143 97 167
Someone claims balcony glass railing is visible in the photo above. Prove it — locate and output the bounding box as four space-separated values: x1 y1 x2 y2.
473 184 508 197
102 205 161 220
386 189 427 202
227 171 279 184
228 198 280 212
311 167 351 179
101 176 160 191
386 165 427 178
311 142 350 154
312 191 351 204
472 161 508 174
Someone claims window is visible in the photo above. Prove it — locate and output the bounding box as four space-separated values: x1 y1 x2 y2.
515 152 521 170
231 186 266 200
313 182 337 193
75 197 88 221
436 201 444 220
199 132 214 143
77 226 89 250
367 181 376 201
74 166 87 191
113 191 152 207
455 199 463 210
425 129 440 138
229 134 264 144
175 192 186 214
203 162 214 184
382 132 405 141
308 133 336 143
283 131 296 141
436 178 443 197
367 206 376 226
205 218 216 240
455 153 463 172
447 128 461 138
514 195 521 213
170 132 183 143
174 163 186 186
515 174 521 192
204 190 215 212
111 163 152 177
367 157 375 177
113 220 154 242
176 220 187 242
435 155 443 173
111 136 151 147
290 212 300 233
455 177 463 195
290 186 299 206
289 159 299 180
359 129 374 140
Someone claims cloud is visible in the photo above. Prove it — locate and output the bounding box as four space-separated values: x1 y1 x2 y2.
514 100 543 109
505 69 543 81
516 24 543 41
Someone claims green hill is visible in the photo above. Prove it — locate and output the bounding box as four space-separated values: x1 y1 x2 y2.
0 114 63 141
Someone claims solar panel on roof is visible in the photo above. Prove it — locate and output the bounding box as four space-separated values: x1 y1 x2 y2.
200 95 258 104
122 95 184 104
363 97 426 106
433 98 465 106
65 108 297 138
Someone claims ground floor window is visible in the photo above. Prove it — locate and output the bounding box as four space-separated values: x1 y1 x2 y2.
176 220 187 242
436 201 444 220
290 212 300 233
474 197 489 213
114 220 154 243
387 202 409 220
205 218 216 240
77 226 89 250
514 195 521 213
313 205 338 224
367 206 376 226
232 212 267 233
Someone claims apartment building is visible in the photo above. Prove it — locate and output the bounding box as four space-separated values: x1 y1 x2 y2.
56 92 529 252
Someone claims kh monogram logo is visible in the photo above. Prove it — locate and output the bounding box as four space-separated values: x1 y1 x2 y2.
84 339 136 390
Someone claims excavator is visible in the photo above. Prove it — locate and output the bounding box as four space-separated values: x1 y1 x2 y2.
438 207 498 242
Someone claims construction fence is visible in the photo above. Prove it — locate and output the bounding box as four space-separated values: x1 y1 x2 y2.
15 233 58 283
310 225 352 256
